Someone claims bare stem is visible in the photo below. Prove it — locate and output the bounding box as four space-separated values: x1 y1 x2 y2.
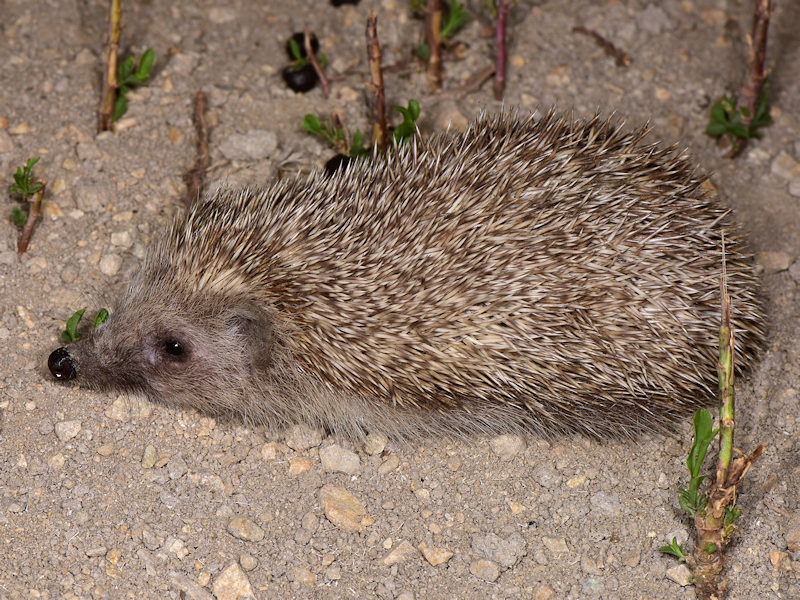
366 12 388 152
17 181 46 255
738 0 771 129
425 0 443 90
99 0 122 132
305 26 330 97
493 0 509 101
689 238 765 599
183 91 210 209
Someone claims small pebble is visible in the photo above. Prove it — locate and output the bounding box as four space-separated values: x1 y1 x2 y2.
382 540 417 566
319 444 361 474
99 253 123 276
239 553 258 571
227 516 265 542
489 434 527 460
755 251 793 274
418 544 454 566
542 536 569 554
54 420 81 442
286 566 315 587
469 559 501 582
212 563 255 600
665 564 693 586
319 485 367 530
363 432 388 455
285 423 323 451
771 151 800 180
141 445 158 468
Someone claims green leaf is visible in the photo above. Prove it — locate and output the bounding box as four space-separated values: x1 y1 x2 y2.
710 102 727 124
349 130 369 158
93 308 110 327
302 113 324 135
112 94 128 121
11 206 27 227
687 410 716 476
724 506 741 527
659 538 686 561
442 1 469 39
704 543 717 554
415 43 431 61
288 38 303 61
706 122 728 137
119 55 135 82
136 48 155 79
62 308 86 343
10 157 41 197
729 124 750 138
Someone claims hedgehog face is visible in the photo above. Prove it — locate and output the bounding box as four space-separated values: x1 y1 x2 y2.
49 287 280 420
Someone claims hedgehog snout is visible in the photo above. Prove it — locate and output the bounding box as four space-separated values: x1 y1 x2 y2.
48 347 77 381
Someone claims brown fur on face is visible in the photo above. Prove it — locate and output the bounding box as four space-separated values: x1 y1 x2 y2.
50 111 765 439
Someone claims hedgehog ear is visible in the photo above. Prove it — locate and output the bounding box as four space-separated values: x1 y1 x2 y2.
227 303 276 371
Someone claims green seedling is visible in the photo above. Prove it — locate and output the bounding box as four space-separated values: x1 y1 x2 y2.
659 537 688 562
288 38 328 70
113 48 155 121
392 100 421 144
415 1 470 60
61 308 110 343
706 89 771 156
9 157 44 227
678 409 719 517
659 409 719 561
10 157 43 198
302 114 369 158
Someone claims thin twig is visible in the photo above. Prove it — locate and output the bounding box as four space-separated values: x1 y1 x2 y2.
493 0 509 101
572 26 631 67
183 91 210 209
17 181 46 255
366 12 388 152
99 0 121 132
305 26 330 97
425 0 443 90
737 0 771 130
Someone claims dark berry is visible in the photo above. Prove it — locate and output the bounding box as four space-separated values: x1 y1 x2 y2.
331 0 361 5
285 32 319 60
281 64 318 93
324 154 352 176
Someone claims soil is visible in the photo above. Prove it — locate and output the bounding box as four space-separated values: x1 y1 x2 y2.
1 1 799 599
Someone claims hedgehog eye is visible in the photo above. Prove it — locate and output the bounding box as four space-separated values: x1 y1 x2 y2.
162 339 185 358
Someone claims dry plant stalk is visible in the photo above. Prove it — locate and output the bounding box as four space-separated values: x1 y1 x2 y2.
737 0 772 131
183 91 210 209
690 248 765 599
17 182 46 255
366 13 388 152
425 0 443 90
493 0 510 100
99 0 121 132
305 26 330 97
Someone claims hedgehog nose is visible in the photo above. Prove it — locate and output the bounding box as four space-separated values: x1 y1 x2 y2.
48 347 76 381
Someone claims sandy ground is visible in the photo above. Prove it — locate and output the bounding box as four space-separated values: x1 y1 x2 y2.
1 0 799 598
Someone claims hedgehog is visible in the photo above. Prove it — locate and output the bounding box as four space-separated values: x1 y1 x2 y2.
48 111 764 439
